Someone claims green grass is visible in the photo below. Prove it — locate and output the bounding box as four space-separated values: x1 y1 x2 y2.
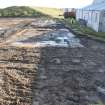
0 6 51 17
0 6 63 19
89 103 104 105
65 18 105 39
32 7 63 18
0 6 64 21
89 100 104 105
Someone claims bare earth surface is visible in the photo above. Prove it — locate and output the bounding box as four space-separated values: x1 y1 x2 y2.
0 18 105 105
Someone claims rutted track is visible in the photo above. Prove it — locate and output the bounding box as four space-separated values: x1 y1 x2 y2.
0 18 105 105
0 46 41 105
0 21 32 45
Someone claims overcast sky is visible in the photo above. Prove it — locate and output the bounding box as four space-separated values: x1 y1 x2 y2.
0 0 94 8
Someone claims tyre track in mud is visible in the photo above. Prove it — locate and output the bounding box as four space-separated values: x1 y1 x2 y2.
0 18 105 105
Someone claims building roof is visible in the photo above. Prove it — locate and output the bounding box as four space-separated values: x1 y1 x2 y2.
93 0 105 4
83 2 105 11
81 0 105 11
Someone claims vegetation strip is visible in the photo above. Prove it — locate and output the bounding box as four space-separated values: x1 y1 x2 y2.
64 18 105 43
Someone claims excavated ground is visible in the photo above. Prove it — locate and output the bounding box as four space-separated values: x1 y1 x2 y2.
0 18 105 105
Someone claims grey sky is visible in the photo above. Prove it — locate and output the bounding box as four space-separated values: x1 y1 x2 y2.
0 0 93 8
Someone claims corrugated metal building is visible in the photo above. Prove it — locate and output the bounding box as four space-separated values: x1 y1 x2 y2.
76 0 105 32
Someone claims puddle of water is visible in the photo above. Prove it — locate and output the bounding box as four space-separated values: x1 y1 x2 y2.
11 27 83 48
59 29 69 32
11 36 83 48
38 41 68 47
67 33 75 38
68 37 84 47
11 41 68 48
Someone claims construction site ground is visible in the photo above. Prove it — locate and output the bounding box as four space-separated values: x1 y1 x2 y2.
0 18 105 105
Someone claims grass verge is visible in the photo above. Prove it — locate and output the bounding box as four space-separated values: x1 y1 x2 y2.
65 18 105 40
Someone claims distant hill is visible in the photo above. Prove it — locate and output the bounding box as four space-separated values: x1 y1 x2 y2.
0 6 48 17
33 7 63 18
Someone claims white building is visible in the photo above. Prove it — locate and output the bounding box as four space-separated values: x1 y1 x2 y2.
76 0 105 32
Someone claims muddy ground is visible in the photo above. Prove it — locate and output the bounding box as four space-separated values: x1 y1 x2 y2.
0 18 105 105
